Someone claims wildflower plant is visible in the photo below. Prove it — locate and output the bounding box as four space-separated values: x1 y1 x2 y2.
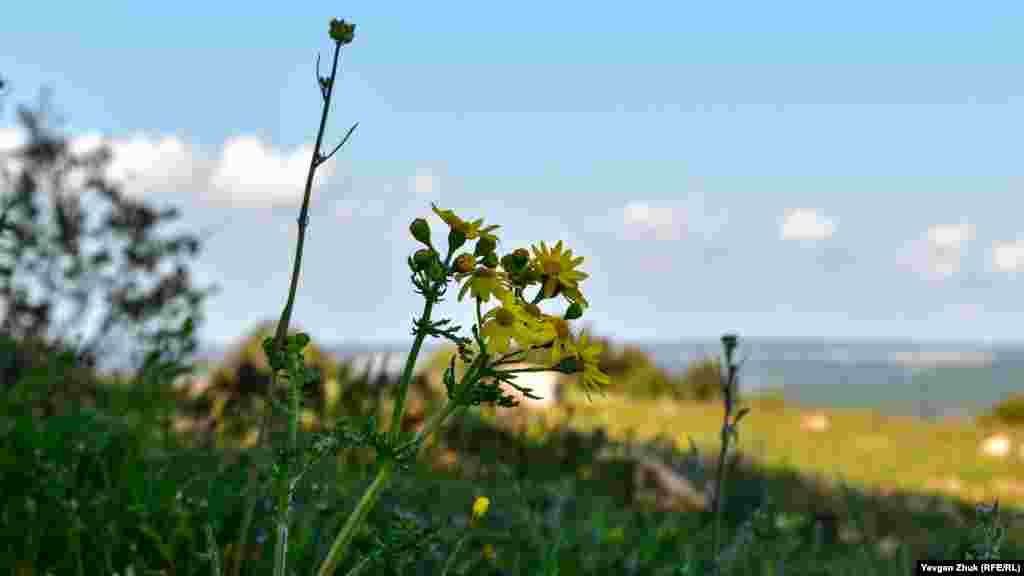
243 17 608 575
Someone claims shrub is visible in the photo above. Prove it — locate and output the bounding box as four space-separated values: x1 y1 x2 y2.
189 320 339 443
978 393 1024 428
0 87 216 411
0 331 103 417
679 355 724 403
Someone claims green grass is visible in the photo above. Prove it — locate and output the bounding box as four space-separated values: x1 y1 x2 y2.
3 353 1022 575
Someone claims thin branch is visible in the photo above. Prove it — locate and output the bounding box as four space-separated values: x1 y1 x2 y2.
318 122 359 166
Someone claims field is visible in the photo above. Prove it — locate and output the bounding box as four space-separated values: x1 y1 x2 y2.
6 347 1023 575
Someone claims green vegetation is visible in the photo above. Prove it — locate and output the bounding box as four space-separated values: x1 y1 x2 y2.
979 393 1024 428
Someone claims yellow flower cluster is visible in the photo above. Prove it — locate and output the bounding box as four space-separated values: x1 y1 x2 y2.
419 204 610 395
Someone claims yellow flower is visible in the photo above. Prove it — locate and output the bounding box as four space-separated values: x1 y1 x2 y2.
431 203 500 240
472 496 490 523
481 296 538 354
482 543 496 562
573 331 609 398
530 240 589 304
457 266 510 303
535 315 575 364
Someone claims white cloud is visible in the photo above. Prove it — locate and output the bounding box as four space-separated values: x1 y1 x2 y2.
3 128 199 198
781 209 835 241
2 127 343 209
622 201 685 241
92 133 196 197
208 136 334 208
928 222 973 249
900 222 975 280
992 239 1024 273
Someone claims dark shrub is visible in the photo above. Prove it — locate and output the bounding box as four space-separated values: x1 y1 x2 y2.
978 392 1024 428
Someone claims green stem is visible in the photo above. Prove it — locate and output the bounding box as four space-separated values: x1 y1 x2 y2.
439 534 469 576
394 399 465 459
316 460 395 576
267 37 350 576
317 399 467 576
388 296 436 446
711 419 731 566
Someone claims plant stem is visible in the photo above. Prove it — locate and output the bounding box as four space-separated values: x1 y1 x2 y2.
711 414 732 568
317 460 395 576
439 533 469 576
317 289 446 575
388 296 436 446
266 36 348 576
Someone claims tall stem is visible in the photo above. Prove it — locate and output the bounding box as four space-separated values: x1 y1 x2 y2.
316 461 395 576
388 296 435 445
267 38 347 576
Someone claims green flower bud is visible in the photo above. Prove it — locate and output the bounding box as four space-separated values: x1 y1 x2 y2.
721 333 739 357
501 249 529 273
474 234 497 257
413 248 437 272
453 254 475 274
410 218 432 247
482 252 499 269
329 18 356 45
563 302 584 320
448 228 467 252
428 261 447 283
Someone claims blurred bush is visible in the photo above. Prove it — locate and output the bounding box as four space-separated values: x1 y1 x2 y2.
182 320 339 444
420 334 726 404
565 334 724 402
184 322 446 447
978 392 1024 428
0 331 102 417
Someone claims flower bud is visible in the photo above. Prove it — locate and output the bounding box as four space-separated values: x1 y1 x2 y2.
721 333 739 357
501 249 530 273
453 254 475 274
413 248 436 272
482 252 499 269
448 228 467 252
329 18 356 44
474 234 497 257
563 302 584 321
428 261 447 283
409 218 432 247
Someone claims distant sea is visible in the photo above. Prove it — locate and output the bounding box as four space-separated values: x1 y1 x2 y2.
161 337 1024 423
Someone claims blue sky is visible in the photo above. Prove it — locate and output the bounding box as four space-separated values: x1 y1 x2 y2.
2 2 1023 348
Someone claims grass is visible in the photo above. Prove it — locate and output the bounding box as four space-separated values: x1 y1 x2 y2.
3 339 1023 575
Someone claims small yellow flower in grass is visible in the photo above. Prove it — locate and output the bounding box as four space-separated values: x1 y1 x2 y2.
530 240 589 305
471 496 490 526
431 203 500 241
482 543 496 562
480 295 538 354
573 331 609 397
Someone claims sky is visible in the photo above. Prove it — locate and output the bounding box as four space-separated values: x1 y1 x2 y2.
1 2 1023 349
